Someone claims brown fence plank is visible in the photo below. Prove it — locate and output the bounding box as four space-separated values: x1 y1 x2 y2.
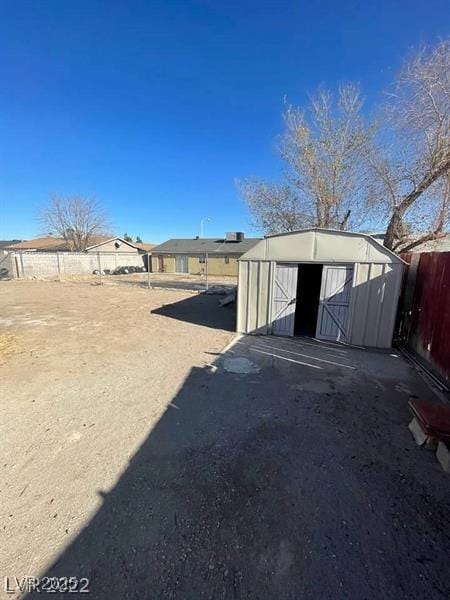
399 251 450 385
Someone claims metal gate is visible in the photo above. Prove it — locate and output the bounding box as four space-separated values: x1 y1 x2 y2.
316 265 353 342
175 255 189 273
271 264 298 336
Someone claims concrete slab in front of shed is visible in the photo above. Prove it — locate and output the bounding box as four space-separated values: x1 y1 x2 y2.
222 356 261 374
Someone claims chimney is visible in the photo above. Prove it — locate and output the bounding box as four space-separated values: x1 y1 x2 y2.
225 232 244 242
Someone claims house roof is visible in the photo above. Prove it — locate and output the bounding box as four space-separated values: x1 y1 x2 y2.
135 242 156 252
412 233 450 253
0 240 22 249
151 237 261 255
5 236 72 251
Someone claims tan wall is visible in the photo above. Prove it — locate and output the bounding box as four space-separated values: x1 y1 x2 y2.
187 256 238 276
152 254 239 276
152 255 176 273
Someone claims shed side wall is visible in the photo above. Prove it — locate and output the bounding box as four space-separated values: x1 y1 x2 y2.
349 262 403 347
237 260 272 334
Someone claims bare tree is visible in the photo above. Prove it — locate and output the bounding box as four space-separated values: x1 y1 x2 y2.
238 180 309 232
370 39 450 251
39 196 110 251
239 84 374 234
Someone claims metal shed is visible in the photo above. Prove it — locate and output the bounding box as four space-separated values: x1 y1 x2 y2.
237 229 405 348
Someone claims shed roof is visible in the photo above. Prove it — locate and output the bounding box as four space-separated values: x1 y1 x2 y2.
240 228 405 264
151 237 261 255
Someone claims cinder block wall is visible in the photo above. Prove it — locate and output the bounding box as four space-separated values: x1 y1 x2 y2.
7 252 145 279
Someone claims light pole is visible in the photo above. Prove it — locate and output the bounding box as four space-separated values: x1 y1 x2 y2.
200 217 211 238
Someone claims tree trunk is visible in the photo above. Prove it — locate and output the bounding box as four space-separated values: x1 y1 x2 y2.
339 210 351 231
384 209 402 250
384 161 450 251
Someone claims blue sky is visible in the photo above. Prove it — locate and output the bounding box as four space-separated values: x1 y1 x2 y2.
0 0 448 242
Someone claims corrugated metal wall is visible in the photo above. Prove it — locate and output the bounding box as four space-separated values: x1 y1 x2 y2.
237 261 272 334
398 252 450 384
349 262 403 347
238 260 404 348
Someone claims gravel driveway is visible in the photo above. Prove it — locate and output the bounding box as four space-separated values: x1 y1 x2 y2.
12 325 449 599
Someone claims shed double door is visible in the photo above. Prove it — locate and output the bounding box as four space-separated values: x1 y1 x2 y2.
316 265 353 342
271 263 353 341
271 264 298 336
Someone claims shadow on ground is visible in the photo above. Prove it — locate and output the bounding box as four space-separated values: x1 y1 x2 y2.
151 293 236 332
29 336 450 599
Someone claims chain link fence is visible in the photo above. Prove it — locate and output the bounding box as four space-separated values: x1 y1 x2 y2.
1 250 237 294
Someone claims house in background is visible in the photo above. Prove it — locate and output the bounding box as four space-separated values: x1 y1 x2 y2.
135 242 156 253
3 235 156 279
412 233 450 253
364 232 450 253
0 240 22 255
4 236 146 254
151 232 261 277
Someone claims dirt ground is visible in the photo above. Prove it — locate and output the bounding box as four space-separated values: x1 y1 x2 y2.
2 280 449 599
30 334 450 600
0 280 235 596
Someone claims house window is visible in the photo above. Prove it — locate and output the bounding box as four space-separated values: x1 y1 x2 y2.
199 256 206 264
224 256 229 264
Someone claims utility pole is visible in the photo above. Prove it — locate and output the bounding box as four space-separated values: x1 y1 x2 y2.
147 253 151 289
200 217 211 238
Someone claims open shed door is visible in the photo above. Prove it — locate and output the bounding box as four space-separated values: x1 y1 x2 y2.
316 265 353 342
271 264 298 336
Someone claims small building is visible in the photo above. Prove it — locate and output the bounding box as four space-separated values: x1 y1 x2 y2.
412 233 450 253
237 228 405 348
151 232 261 277
0 240 22 256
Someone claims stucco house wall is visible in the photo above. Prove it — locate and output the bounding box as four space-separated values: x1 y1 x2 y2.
188 255 239 276
151 255 176 273
151 254 239 276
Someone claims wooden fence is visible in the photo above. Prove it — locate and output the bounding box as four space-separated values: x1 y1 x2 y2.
397 251 450 386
